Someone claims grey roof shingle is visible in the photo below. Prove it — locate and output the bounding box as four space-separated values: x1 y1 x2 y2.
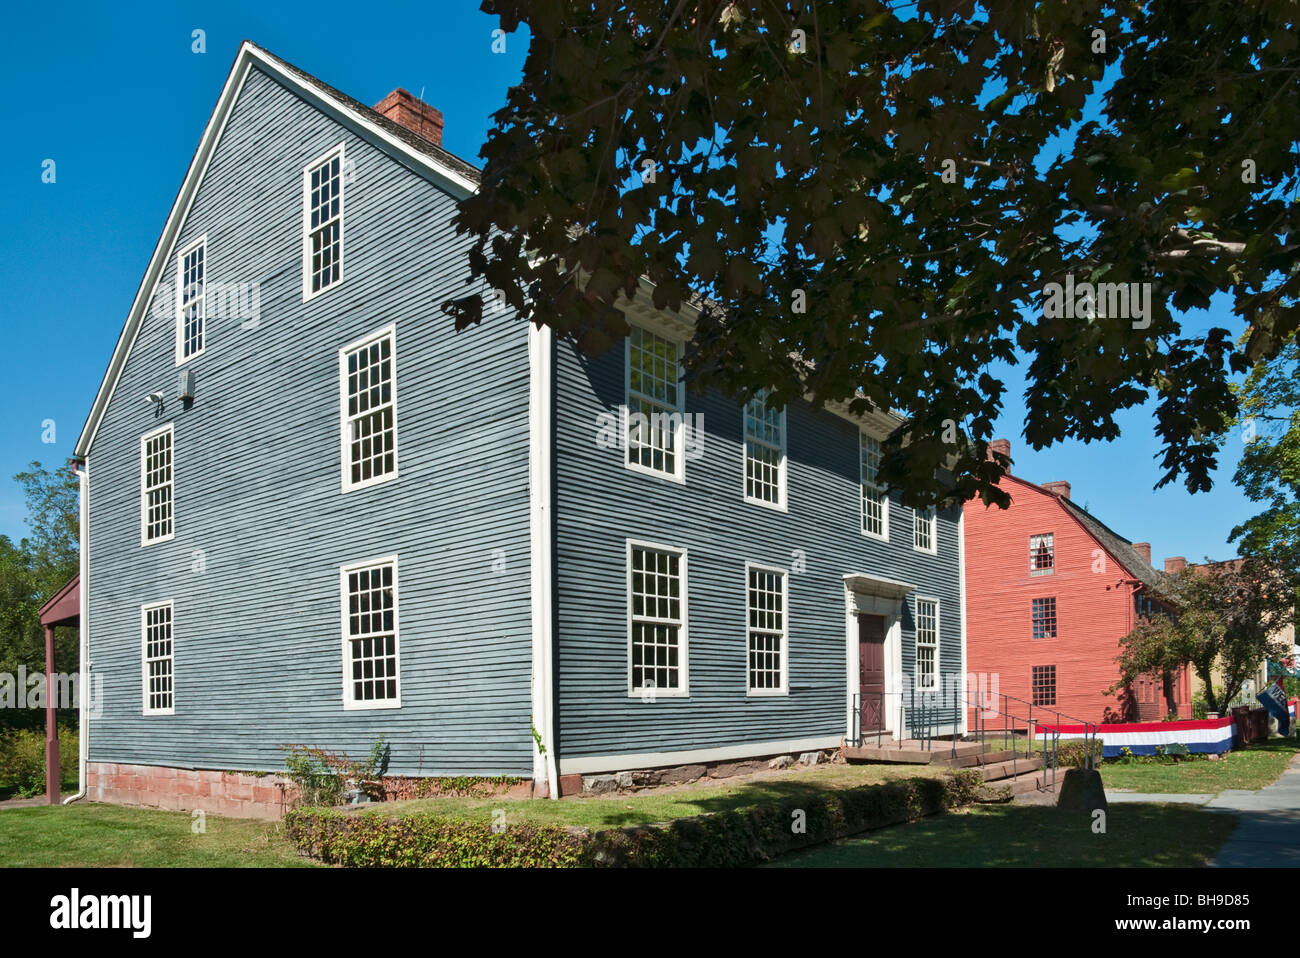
1055 495 1177 600
247 41 483 185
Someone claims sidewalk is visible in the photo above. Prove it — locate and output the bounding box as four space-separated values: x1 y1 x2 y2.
1208 754 1300 867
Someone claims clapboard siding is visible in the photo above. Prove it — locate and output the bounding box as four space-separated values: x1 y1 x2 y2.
86 66 533 776
552 338 963 759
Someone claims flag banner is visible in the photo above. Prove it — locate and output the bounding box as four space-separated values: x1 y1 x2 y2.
1036 717 1235 756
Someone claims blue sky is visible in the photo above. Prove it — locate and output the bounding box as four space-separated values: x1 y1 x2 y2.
0 1 1256 566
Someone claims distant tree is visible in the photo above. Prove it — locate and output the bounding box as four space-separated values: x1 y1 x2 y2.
450 0 1299 509
1230 341 1300 594
1113 561 1293 716
0 463 80 731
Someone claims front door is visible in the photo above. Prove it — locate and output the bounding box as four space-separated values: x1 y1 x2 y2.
858 614 887 732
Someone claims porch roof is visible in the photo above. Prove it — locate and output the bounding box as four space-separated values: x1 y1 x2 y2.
843 572 916 599
38 574 79 629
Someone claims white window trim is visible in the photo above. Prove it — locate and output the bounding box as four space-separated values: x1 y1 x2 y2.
913 595 940 692
745 561 789 696
141 600 175 716
139 423 175 547
913 506 938 554
339 554 402 711
338 323 399 493
860 431 889 542
174 234 207 366
742 397 788 511
623 327 687 485
302 143 345 302
626 538 689 698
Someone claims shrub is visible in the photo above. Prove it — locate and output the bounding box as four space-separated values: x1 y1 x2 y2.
281 746 343 807
280 737 392 806
285 809 588 867
0 727 78 797
285 770 983 868
1054 737 1104 768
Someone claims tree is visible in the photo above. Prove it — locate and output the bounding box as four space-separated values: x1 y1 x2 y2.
450 0 1299 508
0 463 80 732
1113 561 1293 716
1230 340 1300 590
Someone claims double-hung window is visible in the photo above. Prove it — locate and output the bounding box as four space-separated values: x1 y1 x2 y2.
304 145 343 298
913 506 937 553
628 542 687 696
1032 665 1057 707
339 326 398 490
141 424 174 544
141 601 174 715
341 557 401 709
1032 597 1058 640
626 325 685 480
746 564 788 694
1030 533 1054 574
860 433 888 539
914 597 939 691
744 391 786 508
175 237 205 363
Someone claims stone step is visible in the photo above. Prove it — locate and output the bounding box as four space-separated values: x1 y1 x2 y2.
975 771 1052 802
844 739 984 765
977 756 1043 782
937 749 1022 768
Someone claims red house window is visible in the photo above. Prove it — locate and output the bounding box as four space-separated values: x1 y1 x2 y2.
1032 665 1056 707
1030 533 1054 574
1032 597 1057 639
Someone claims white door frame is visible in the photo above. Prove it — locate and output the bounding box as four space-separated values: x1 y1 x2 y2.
844 575 914 744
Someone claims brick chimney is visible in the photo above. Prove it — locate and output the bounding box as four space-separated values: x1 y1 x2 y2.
988 438 1011 461
1133 542 1152 565
1041 480 1071 500
1164 556 1187 574
374 89 444 146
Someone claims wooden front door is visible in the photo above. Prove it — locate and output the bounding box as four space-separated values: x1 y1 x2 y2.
858 614 887 732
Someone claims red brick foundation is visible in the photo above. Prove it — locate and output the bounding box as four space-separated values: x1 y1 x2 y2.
86 762 296 820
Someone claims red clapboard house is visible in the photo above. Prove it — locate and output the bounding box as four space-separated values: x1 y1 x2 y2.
964 440 1192 726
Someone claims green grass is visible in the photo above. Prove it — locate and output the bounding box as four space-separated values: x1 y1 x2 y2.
0 803 315 867
1100 737 1300 794
767 802 1238 867
366 761 949 829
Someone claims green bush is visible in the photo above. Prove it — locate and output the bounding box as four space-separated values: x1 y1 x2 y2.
0 727 78 797
285 809 588 867
285 771 983 868
1054 737 1104 768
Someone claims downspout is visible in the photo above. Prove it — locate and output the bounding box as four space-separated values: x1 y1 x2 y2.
63 458 89 805
957 508 968 737
528 322 560 798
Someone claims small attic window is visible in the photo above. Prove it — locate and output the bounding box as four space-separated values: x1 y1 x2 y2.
304 144 344 299
175 237 205 363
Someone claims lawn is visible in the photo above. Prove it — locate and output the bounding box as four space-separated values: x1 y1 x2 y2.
0 803 314 867
1100 737 1300 794
767 802 1238 867
364 761 949 828
0 763 951 866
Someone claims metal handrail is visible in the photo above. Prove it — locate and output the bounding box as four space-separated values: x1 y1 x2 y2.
848 689 960 751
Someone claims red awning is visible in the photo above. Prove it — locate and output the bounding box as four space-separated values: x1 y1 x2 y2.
38 574 79 629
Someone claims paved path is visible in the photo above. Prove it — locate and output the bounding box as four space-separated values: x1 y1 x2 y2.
1104 791 1214 805
1208 755 1300 867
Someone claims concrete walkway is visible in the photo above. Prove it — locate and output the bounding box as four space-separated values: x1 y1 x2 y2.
1099 754 1300 866
1208 755 1300 867
1105 791 1212 804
